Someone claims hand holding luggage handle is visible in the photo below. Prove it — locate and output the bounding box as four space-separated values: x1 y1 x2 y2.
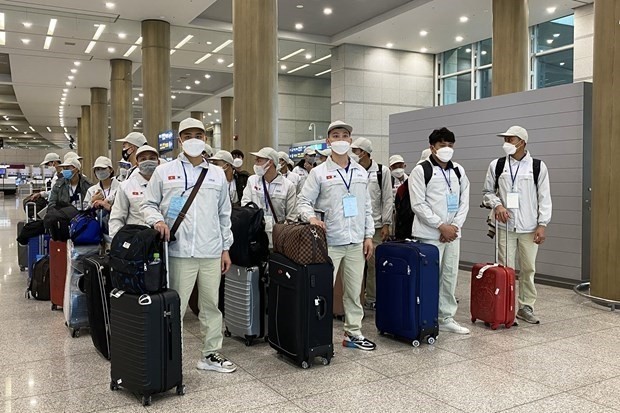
477 219 509 279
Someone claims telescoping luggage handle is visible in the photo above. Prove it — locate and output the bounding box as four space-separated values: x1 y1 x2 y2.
477 220 509 279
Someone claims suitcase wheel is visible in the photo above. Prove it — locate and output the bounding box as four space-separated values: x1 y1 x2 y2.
321 357 330 366
426 337 436 345
110 381 119 391
141 395 152 406
505 322 513 329
70 328 80 338
471 317 476 323
484 322 491 328
301 361 310 369
412 340 420 348
51 304 57 311
244 338 253 347
378 330 385 336
176 384 186 396
20 266 25 271
491 323 499 331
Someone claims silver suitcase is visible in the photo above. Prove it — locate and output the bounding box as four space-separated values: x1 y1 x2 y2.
223 264 266 346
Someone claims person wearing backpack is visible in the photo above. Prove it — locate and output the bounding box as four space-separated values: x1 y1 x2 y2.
389 155 408 195
48 158 92 210
409 127 470 335
482 126 552 325
350 137 393 310
141 118 236 374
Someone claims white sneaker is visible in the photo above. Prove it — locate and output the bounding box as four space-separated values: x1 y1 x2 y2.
439 319 470 335
196 353 237 373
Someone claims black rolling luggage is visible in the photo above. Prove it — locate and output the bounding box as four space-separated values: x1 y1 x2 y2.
109 242 184 406
83 256 112 359
268 252 334 369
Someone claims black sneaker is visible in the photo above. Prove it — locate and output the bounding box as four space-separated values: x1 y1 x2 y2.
342 333 376 351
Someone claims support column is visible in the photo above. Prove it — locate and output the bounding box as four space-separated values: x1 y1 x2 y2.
190 111 203 121
80 106 91 173
221 96 234 151
142 20 170 147
90 87 108 180
76 117 81 149
233 0 278 168
590 0 620 301
492 0 529 96
212 123 222 151
110 59 133 166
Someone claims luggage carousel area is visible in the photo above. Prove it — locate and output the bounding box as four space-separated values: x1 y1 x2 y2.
2 196 620 413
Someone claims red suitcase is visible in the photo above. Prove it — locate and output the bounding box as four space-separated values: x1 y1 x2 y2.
50 240 68 311
470 222 515 330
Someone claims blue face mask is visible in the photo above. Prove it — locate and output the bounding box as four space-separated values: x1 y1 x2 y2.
61 169 74 180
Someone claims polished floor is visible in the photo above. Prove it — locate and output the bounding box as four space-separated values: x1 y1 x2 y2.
1 195 620 413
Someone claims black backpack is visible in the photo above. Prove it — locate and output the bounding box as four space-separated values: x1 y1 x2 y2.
26 255 50 300
43 205 80 241
394 160 462 240
17 220 46 245
230 202 269 267
494 157 541 191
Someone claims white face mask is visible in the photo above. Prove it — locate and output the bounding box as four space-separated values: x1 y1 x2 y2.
315 159 323 166
435 147 454 163
503 142 518 156
95 169 111 181
349 153 360 163
253 163 267 177
391 168 405 179
232 158 243 168
330 140 351 155
182 138 206 158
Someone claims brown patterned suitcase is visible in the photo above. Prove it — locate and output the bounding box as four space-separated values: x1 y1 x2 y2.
272 223 329 265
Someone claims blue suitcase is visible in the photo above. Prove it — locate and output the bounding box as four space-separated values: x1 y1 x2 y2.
28 234 50 280
375 241 440 347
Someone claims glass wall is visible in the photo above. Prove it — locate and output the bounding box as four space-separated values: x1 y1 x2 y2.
532 15 574 89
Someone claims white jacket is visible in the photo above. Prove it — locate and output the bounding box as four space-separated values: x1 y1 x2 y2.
482 152 552 232
108 172 150 239
84 179 120 207
298 156 374 246
409 157 470 240
283 170 301 194
141 154 234 258
365 160 394 228
241 174 298 224
292 165 309 189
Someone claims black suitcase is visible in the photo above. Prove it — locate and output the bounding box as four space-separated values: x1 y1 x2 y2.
268 252 333 369
83 256 112 360
26 255 50 300
109 242 184 406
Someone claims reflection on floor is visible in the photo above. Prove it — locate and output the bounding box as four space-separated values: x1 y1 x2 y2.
1 195 620 413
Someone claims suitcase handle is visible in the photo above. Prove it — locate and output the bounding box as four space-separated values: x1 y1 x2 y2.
314 296 327 320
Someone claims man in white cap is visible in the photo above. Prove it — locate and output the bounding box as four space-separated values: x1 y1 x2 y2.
350 137 393 310
277 151 301 193
389 154 408 194
109 145 160 239
483 126 552 325
116 132 147 180
85 156 120 211
316 148 331 166
141 117 236 374
48 158 92 210
64 151 83 162
208 150 247 206
298 120 376 351
29 153 62 201
242 147 298 246
292 146 316 187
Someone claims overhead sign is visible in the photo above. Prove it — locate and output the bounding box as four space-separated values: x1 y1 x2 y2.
289 141 328 162
158 130 175 153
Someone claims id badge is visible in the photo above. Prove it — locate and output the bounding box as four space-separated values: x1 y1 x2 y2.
342 194 358 218
264 215 274 233
507 192 520 209
446 192 459 212
167 195 187 221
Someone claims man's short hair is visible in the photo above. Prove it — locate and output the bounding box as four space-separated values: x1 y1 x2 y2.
231 149 244 159
429 127 455 145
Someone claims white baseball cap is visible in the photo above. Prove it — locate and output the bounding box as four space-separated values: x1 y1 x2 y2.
278 151 294 167
498 126 529 143
64 151 83 161
317 148 331 157
327 120 353 134
304 147 316 156
209 150 234 165
136 145 159 158
178 118 205 134
116 132 147 147
40 152 61 165
351 137 373 154
204 143 214 158
59 158 81 170
250 147 279 166
92 156 113 170
389 154 405 167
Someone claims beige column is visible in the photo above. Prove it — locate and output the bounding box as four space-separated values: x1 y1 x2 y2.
221 96 234 151
142 20 170 147
110 59 133 166
590 0 620 301
90 87 108 180
79 106 91 173
190 111 203 121
492 0 529 96
233 0 278 169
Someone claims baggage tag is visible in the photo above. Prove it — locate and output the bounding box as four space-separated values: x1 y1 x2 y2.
264 215 274 234
446 192 459 213
342 194 358 218
167 195 187 221
506 192 520 209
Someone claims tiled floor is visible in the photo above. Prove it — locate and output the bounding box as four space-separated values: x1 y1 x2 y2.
2 195 620 413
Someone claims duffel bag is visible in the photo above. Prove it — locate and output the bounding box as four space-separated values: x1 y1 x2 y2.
44 205 79 241
272 222 329 265
229 202 269 267
70 210 102 245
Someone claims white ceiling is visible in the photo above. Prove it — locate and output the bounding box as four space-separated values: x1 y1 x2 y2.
0 0 593 148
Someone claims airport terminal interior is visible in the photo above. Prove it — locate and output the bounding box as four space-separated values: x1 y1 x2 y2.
2 0 620 412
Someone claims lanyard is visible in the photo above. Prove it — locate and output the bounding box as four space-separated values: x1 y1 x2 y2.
336 167 354 193
508 157 521 190
262 177 273 214
440 168 452 192
99 181 111 198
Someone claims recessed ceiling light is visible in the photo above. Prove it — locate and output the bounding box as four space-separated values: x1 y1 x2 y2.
311 54 331 64
305 53 312 59
185 85 191 90
106 2 115 9
11 126 18 131
29 126 35 132
23 22 32 28
63 88 68 92
46 127 52 132
421 47 428 53
324 7 332 15
212 39 232 53
560 62 565 66
204 74 211 79
459 16 469 23
281 48 305 60
553 33 560 38
546 6 557 13
295 23 303 30
133 97 139 101
546 39 553 44
210 121 214 125
93 24 106 41
227 62 234 68
174 34 194 50
280 64 287 70
314 68 331 77
70 69 77 74
21 38 31 45
43 36 52 50
206 41 212 45
386 42 393 48
85 41 96 53
118 33 127 39
47 18 57 36
288 64 309 74
194 53 212 64
217 58 224 63
296 4 303 8
419 30 428 37
68 75 74 80
214 110 219 113
138 93 144 97
215 119 220 122
108 47 116 53
74 61 81 66
208 112 212 116
194 80 201 85
123 45 137 57
171 95 176 99
465 48 472 53
481 50 487 55
455 36 464 42
66 81 72 86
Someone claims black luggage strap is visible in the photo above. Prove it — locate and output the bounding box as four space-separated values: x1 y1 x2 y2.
262 177 280 224
170 168 208 238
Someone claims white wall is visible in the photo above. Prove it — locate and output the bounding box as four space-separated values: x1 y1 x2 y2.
573 3 594 83
0 148 72 166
